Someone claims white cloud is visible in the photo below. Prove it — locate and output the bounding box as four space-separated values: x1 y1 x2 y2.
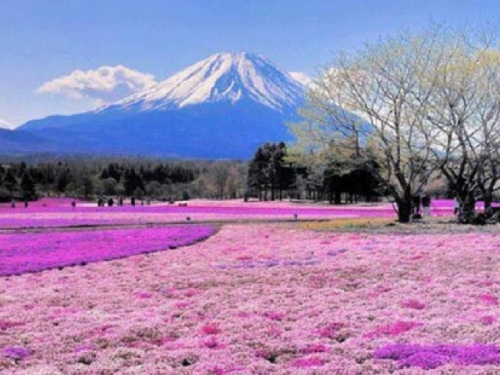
0 117 16 130
289 71 314 88
38 65 157 105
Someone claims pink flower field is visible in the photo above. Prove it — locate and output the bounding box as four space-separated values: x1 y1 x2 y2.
0 198 459 229
2 209 500 373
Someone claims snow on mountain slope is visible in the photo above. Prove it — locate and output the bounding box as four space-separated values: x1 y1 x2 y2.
102 52 306 113
290 72 314 88
0 118 15 130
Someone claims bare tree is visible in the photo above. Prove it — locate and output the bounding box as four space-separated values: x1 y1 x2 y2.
292 24 500 223
426 32 500 221
291 28 445 222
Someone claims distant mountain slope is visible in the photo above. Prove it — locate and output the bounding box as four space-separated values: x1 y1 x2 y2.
15 52 308 158
0 128 50 154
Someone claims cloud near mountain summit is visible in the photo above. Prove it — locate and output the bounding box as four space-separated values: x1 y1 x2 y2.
37 65 157 105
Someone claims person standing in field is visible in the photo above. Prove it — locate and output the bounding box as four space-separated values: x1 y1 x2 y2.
454 197 460 215
422 193 431 217
412 195 421 215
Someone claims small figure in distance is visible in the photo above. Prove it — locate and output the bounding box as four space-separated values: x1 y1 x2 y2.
71 199 76 208
412 194 421 215
107 198 114 207
131 196 136 206
118 196 124 206
11 198 15 208
97 196 104 207
453 196 460 216
421 192 431 217
24 199 29 208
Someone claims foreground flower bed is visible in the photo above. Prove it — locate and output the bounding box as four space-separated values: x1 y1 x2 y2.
0 225 215 277
1 223 500 373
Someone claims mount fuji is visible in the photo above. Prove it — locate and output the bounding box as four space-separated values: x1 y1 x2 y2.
10 52 307 158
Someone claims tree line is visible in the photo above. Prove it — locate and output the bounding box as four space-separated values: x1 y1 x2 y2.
0 145 385 206
246 141 381 203
0 158 248 202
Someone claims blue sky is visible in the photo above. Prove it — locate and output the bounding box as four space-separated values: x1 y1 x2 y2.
1 0 499 126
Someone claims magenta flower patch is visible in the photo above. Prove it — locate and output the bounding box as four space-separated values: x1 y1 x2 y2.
318 322 344 339
480 316 496 325
479 294 498 305
300 344 329 354
0 225 215 277
2 346 30 361
291 356 325 368
263 311 285 321
365 321 421 338
0 320 23 330
375 343 500 370
201 324 221 335
401 299 426 310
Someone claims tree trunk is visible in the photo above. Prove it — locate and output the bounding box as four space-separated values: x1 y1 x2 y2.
396 198 412 223
396 188 413 223
458 192 476 223
483 194 492 211
334 191 341 204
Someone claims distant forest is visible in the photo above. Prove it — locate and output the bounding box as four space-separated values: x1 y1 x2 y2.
0 142 384 204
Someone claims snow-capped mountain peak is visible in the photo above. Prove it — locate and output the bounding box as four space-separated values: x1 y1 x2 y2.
103 52 306 113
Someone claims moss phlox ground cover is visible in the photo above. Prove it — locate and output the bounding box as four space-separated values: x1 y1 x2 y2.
2 220 500 373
